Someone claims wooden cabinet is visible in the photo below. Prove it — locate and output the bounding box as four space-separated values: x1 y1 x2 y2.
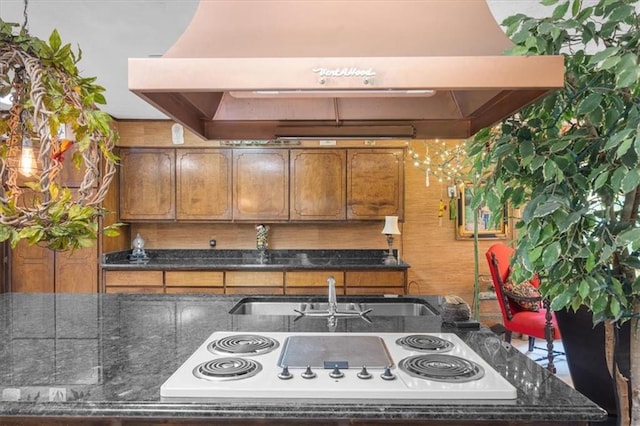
117 147 404 222
225 271 284 295
102 268 407 295
104 270 164 294
176 149 232 220
119 149 175 220
10 242 55 293
290 150 346 221
347 149 404 220
285 271 344 295
11 241 97 293
55 247 98 292
165 271 224 294
233 149 289 221
345 270 406 295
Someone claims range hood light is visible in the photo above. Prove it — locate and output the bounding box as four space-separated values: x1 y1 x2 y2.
229 89 437 98
275 125 416 139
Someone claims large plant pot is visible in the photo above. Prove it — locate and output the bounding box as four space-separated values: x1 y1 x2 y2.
555 306 630 418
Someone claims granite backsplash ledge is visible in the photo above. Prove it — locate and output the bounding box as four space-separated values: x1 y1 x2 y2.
102 249 410 269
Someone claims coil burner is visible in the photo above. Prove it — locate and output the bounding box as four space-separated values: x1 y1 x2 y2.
193 357 262 381
207 334 279 356
395 334 454 353
399 354 485 382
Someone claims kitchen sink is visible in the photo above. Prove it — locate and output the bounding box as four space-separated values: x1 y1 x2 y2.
229 296 439 317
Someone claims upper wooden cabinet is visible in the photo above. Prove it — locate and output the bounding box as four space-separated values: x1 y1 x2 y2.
117 147 404 222
176 149 232 220
290 150 346 221
119 149 175 221
233 149 289 221
347 149 404 220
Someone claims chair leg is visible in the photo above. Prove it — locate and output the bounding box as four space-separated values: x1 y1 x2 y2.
528 336 535 352
504 330 512 343
543 299 556 374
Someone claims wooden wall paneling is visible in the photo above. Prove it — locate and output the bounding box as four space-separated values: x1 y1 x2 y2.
402 141 499 306
129 222 391 251
101 147 131 254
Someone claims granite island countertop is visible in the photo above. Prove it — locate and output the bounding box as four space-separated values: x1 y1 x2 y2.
102 249 410 271
0 293 605 425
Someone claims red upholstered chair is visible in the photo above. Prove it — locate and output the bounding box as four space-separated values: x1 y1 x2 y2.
485 243 561 373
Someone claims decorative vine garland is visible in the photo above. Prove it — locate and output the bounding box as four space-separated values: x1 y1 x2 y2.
0 19 119 250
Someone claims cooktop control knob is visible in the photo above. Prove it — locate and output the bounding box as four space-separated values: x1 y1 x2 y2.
380 365 396 381
329 365 344 379
301 365 316 379
357 366 372 380
278 366 293 380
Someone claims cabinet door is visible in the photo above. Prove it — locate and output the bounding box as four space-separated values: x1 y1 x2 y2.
285 271 345 295
233 149 289 221
347 149 404 220
10 241 55 293
119 149 175 220
225 271 284 295
290 150 346 220
345 270 406 295
176 149 232 220
55 246 98 293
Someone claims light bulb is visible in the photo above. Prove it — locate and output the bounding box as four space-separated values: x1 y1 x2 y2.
19 139 35 177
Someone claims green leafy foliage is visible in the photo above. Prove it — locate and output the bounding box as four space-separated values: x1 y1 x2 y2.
470 0 640 324
0 19 120 250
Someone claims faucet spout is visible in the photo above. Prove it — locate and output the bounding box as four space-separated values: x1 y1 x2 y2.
327 276 337 315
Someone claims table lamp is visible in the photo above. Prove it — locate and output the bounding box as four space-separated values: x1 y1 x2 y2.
381 216 401 264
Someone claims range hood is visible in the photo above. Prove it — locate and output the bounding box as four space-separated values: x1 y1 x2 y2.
128 0 564 140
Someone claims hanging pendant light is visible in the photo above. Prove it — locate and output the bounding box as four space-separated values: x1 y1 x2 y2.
0 0 119 250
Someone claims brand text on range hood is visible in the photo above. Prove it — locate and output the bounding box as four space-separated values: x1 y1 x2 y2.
128 0 564 140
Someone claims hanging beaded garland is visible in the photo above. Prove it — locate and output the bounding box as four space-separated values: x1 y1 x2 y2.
0 18 118 250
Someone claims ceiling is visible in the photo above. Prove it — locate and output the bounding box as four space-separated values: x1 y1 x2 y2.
0 1 580 122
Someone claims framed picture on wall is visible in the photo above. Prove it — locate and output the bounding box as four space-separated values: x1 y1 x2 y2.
456 182 508 239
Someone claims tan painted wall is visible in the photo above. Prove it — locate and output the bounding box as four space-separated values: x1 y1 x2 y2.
110 121 506 304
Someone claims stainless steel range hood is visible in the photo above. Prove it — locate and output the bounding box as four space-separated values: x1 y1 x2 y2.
128 0 564 140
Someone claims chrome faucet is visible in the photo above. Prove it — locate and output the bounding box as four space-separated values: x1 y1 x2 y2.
292 275 372 326
327 276 337 316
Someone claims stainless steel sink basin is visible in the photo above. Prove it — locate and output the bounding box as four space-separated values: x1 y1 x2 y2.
229 297 438 317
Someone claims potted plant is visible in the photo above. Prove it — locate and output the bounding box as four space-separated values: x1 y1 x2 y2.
468 0 639 424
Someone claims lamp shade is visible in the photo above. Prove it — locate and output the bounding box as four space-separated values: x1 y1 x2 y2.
381 216 401 235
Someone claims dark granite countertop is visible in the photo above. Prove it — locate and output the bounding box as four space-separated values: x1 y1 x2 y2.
102 249 411 270
0 293 605 424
